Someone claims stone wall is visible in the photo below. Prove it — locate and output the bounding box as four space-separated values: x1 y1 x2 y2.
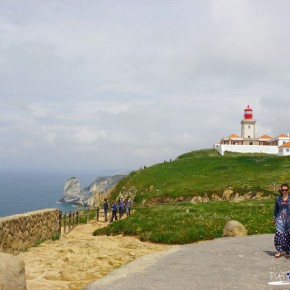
0 209 60 255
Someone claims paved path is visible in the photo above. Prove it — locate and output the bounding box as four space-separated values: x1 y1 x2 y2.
87 234 290 290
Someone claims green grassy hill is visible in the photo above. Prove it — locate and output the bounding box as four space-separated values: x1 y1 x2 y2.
94 149 285 244
111 149 290 204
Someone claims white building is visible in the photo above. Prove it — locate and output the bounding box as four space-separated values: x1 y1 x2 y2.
215 105 290 156
278 142 290 156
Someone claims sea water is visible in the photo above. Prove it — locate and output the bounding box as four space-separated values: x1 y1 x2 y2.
0 169 111 218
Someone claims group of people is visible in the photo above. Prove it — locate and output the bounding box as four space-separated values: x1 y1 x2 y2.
103 197 132 223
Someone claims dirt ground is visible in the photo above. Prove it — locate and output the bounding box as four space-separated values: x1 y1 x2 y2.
18 220 170 290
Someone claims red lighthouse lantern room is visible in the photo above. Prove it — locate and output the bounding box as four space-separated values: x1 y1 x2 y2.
244 105 253 120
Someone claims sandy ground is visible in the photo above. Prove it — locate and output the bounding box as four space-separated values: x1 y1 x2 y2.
18 220 170 290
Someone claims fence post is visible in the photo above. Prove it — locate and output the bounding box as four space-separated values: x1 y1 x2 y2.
96 206 100 222
69 211 72 232
76 210 79 225
86 210 89 224
63 213 67 234
72 211 75 228
58 210 62 235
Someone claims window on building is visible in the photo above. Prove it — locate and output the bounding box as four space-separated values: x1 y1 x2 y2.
248 125 250 129
248 136 250 138
249 142 253 145
287 149 290 152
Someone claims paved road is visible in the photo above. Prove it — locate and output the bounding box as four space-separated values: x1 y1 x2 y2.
87 234 290 290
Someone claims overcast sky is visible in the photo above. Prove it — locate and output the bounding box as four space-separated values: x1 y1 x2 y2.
1 0 290 175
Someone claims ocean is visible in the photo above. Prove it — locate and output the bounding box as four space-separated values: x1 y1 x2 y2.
0 169 109 218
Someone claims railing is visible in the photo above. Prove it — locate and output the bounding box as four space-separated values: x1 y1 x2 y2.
59 207 108 235
59 210 79 234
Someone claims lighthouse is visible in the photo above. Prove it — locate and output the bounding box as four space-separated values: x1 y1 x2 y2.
215 104 290 155
241 105 256 141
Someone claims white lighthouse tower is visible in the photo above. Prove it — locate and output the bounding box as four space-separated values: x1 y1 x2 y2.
241 105 256 143
215 104 287 155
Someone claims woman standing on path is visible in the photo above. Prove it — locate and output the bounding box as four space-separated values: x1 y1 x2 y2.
274 183 290 258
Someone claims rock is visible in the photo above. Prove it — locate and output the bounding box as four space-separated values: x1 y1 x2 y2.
243 191 254 199
233 193 244 202
222 189 233 200
59 177 83 203
190 196 202 204
59 175 126 206
211 193 221 201
174 196 184 202
223 220 248 237
201 194 209 202
0 253 27 289
249 191 263 199
90 176 126 194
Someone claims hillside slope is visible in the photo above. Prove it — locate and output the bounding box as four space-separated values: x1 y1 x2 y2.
111 149 290 204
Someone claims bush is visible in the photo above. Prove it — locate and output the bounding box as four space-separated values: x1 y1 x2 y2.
51 232 61 241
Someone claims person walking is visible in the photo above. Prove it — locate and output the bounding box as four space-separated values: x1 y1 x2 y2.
274 183 290 258
110 201 118 222
118 198 123 219
103 198 109 222
125 197 132 217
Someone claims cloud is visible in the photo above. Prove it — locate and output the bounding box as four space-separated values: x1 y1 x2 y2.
71 127 107 145
1 1 290 172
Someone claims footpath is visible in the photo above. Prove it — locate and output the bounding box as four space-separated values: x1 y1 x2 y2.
87 234 290 290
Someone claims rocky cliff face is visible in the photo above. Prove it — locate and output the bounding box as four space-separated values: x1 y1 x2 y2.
58 175 126 207
86 176 126 194
58 177 86 205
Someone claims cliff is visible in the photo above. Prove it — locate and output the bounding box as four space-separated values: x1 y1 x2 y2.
58 175 126 207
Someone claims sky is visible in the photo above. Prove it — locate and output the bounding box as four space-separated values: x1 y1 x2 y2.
1 0 290 175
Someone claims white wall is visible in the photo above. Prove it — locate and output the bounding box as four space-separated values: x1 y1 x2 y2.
278 147 290 156
277 138 290 146
215 144 278 155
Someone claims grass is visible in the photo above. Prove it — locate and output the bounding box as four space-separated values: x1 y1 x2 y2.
77 209 97 223
51 232 61 241
109 149 290 204
33 238 46 247
97 149 285 244
93 198 275 244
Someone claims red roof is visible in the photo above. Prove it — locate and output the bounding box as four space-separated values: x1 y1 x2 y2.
228 134 241 139
276 134 289 138
244 105 252 111
259 135 272 139
278 142 290 148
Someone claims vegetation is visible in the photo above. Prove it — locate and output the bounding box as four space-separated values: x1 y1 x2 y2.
78 209 97 223
33 238 46 247
93 149 287 244
51 232 61 241
110 149 290 204
93 199 275 244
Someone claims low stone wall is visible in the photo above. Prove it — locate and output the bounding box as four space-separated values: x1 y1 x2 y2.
0 209 60 255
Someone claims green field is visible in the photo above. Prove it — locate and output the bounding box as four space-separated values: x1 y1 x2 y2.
94 149 288 244
111 149 290 204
